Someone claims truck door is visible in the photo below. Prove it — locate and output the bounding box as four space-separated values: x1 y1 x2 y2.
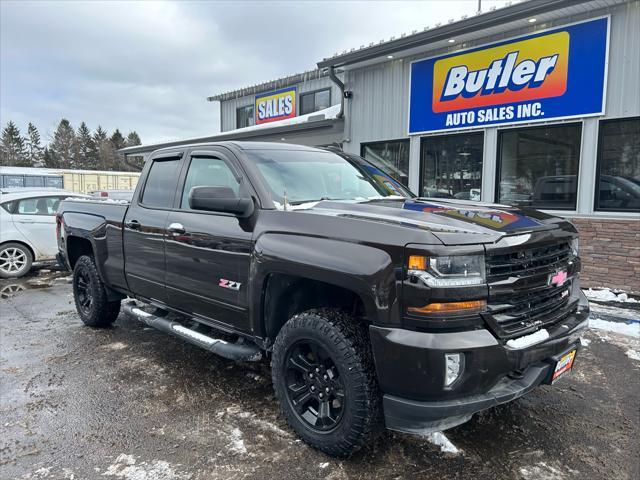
164 149 254 332
123 152 184 304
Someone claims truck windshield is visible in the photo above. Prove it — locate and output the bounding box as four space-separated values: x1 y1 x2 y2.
245 149 412 206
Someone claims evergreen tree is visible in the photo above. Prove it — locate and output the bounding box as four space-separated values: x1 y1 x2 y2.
108 129 126 170
93 126 110 170
50 119 77 169
1 121 29 166
25 122 44 167
76 122 98 169
125 131 141 147
124 131 144 171
43 147 60 168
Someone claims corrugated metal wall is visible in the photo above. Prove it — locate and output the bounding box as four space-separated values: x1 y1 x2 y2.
219 74 343 132
604 1 640 118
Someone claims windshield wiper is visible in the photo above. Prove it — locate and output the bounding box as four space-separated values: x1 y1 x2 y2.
289 197 339 205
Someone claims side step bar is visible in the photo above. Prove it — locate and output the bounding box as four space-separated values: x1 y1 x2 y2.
122 301 262 362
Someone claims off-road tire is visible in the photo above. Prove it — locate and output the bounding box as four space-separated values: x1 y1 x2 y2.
271 308 380 457
73 255 120 327
0 242 33 279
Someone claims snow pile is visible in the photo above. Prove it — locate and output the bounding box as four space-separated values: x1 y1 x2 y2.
589 318 640 338
426 431 461 454
584 288 638 303
506 329 549 349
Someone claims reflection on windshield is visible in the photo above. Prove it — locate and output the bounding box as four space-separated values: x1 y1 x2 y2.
246 149 412 208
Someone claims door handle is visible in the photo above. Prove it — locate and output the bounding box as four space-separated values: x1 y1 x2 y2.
167 222 185 234
125 220 141 230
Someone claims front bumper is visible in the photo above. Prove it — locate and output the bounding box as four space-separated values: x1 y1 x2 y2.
370 293 589 434
383 357 563 434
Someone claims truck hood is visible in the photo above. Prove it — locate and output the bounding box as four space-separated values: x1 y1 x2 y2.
299 198 568 245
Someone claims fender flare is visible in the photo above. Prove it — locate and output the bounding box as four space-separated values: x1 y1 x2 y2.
62 212 109 280
249 233 399 336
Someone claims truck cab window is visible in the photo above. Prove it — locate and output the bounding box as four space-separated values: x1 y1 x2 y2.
180 157 244 209
141 159 181 208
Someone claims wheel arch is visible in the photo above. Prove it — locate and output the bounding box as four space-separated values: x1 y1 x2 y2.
0 240 36 262
251 233 399 342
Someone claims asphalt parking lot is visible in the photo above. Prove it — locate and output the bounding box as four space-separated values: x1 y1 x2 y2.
1 270 638 480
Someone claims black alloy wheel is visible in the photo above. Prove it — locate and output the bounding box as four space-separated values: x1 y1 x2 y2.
74 264 94 316
72 255 120 327
271 309 380 457
284 340 346 432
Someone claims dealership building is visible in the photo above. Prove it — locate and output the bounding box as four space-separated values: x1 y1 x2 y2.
122 0 639 292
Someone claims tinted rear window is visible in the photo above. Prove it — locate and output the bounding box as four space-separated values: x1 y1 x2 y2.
141 159 181 208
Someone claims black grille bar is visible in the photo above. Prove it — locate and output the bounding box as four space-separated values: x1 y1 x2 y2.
486 242 571 282
485 241 577 339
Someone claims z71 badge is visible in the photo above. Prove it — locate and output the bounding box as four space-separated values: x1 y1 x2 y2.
219 279 241 291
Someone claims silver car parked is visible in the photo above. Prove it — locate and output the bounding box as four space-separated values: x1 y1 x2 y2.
0 189 87 278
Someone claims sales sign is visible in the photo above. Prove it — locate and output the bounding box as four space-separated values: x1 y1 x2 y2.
255 87 297 125
409 17 609 134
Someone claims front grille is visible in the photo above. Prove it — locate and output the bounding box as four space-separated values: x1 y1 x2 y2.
485 241 577 339
487 283 572 336
486 241 572 282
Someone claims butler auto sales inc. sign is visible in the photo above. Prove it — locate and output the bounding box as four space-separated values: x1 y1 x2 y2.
408 17 609 134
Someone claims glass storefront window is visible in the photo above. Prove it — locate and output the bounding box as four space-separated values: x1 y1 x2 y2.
420 133 483 200
497 123 581 210
361 140 409 187
595 117 640 212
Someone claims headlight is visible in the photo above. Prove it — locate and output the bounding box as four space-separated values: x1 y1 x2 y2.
408 254 485 287
570 238 579 256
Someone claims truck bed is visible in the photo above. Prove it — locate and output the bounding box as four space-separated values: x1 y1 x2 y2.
58 197 130 291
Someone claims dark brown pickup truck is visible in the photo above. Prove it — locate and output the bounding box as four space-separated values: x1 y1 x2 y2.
57 141 589 456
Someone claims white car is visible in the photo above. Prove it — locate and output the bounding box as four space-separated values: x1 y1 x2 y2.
0 189 87 278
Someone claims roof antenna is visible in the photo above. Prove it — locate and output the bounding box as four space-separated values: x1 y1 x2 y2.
283 187 288 211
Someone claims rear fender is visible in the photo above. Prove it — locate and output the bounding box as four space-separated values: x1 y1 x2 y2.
61 212 125 294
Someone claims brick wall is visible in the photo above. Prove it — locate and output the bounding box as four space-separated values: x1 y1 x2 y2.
570 218 640 293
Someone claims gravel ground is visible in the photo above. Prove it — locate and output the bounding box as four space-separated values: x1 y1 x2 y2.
0 271 638 480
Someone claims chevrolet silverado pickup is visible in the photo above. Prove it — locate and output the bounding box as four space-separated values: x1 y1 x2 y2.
57 141 589 457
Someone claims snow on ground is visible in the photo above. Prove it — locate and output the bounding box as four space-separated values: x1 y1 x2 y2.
583 288 638 303
589 303 640 322
589 318 640 338
626 349 640 361
426 432 461 455
519 461 578 480
102 454 190 480
227 428 247 455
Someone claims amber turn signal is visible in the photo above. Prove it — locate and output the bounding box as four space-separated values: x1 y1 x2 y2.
408 255 427 271
407 300 486 314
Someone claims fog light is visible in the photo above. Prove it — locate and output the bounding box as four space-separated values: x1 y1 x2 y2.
445 353 463 387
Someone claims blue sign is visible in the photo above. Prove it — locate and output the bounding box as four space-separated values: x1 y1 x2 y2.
409 17 609 134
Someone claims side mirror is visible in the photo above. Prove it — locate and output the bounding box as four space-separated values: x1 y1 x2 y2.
189 186 254 218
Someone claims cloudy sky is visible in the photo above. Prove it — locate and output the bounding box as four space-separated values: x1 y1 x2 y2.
1 0 512 145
